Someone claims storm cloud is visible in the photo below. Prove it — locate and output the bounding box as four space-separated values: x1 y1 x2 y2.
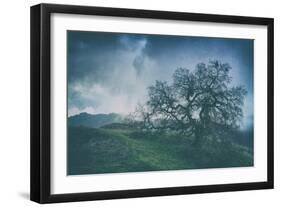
67 31 253 129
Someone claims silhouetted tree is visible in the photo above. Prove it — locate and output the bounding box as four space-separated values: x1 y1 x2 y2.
136 60 247 146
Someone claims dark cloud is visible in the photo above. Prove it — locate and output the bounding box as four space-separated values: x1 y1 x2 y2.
67 31 123 84
67 30 253 129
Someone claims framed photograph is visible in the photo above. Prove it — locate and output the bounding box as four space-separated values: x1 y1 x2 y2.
30 3 274 203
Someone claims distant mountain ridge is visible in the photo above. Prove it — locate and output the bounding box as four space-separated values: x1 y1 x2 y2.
68 112 124 128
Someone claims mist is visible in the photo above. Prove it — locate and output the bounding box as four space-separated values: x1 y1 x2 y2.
67 31 254 129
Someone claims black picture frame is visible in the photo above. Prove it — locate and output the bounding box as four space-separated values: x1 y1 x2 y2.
30 3 274 204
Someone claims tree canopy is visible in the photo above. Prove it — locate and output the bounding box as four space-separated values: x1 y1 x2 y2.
134 60 247 145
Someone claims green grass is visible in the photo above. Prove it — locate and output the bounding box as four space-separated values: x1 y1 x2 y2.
67 126 253 175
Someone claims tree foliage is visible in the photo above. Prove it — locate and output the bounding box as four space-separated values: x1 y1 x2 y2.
135 60 247 145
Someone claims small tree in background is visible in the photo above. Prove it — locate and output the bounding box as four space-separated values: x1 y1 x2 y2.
135 60 247 146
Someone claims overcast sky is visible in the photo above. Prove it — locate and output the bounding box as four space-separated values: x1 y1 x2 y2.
67 31 253 129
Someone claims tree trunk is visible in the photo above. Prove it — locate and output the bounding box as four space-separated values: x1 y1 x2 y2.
193 125 204 148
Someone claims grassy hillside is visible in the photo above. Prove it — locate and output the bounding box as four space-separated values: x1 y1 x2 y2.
67 125 253 175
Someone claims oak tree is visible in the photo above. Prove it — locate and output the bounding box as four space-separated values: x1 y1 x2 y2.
136 60 247 145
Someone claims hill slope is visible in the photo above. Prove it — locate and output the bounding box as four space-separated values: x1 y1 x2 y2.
68 112 123 128
67 126 253 175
